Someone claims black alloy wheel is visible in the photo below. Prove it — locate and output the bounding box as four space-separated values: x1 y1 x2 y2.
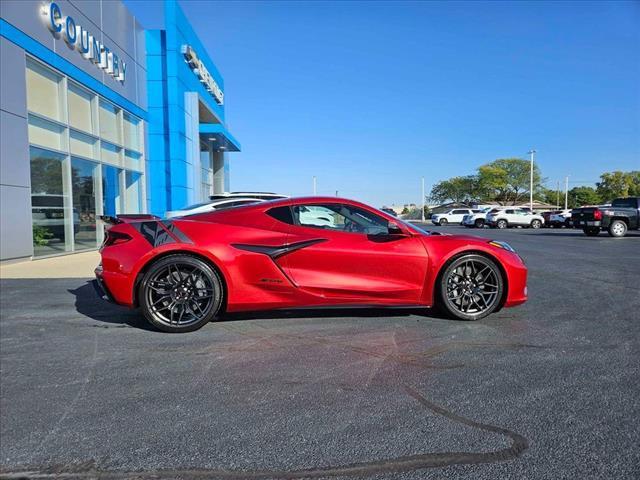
139 255 223 333
438 254 504 321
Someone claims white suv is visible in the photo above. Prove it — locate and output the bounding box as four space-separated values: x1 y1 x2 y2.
486 208 545 229
462 207 496 228
431 208 478 226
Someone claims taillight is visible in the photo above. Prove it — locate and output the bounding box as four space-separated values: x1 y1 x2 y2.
593 209 602 220
103 230 132 247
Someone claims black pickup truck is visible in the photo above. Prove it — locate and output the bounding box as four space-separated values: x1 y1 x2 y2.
571 197 640 237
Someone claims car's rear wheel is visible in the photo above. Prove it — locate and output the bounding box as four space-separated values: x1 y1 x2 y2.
496 219 508 229
608 220 627 238
530 219 542 229
583 227 600 236
564 218 571 228
439 218 448 226
438 254 504 321
475 219 485 228
139 255 223 333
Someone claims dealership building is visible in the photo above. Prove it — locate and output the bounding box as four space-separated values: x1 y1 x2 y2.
0 0 240 261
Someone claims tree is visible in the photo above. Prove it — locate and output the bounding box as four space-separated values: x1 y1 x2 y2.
596 171 640 201
537 187 561 207
567 186 601 208
429 176 477 204
476 158 542 205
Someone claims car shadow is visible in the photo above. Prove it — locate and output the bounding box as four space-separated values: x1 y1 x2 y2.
221 306 446 322
68 280 156 331
69 280 446 330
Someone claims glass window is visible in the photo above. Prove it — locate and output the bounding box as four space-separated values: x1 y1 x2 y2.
29 147 71 256
124 170 142 214
102 165 122 216
28 115 67 151
101 142 121 165
99 100 121 144
71 158 98 250
26 59 64 121
70 130 97 159
123 113 141 151
292 204 389 235
68 83 94 133
267 206 294 225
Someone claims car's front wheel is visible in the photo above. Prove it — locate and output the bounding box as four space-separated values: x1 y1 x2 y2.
530 219 542 229
139 255 224 333
438 254 504 321
475 219 485 228
496 219 508 229
439 218 448 226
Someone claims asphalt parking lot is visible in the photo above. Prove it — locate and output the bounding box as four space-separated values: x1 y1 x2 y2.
1 226 639 479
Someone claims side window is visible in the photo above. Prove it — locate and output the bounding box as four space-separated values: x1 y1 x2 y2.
452 209 467 215
505 209 514 214
292 204 389 234
267 206 294 225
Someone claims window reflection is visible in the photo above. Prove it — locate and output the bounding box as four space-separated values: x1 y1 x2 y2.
71 158 98 250
30 147 71 256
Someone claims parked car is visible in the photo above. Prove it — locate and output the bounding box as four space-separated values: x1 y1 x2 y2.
96 196 528 332
571 197 640 237
166 198 265 218
548 209 572 228
486 208 545 229
462 207 496 228
541 210 559 226
380 207 398 217
431 208 479 226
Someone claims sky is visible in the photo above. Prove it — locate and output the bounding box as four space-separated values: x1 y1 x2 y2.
124 0 640 207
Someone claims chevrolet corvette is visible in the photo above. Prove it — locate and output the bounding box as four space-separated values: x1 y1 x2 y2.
95 197 528 332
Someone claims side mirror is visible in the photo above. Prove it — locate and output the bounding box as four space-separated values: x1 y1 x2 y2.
388 222 404 235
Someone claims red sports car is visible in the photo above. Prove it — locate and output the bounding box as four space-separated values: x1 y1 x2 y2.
96 197 527 332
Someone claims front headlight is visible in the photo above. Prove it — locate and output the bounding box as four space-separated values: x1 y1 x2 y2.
488 240 516 253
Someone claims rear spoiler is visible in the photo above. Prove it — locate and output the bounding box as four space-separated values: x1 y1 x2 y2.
100 214 160 225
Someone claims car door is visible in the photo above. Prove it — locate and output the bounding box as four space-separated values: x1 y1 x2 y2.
449 209 467 223
280 203 430 303
512 209 529 225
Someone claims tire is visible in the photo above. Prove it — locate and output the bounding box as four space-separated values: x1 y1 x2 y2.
608 220 627 238
475 219 485 228
439 218 448 226
564 218 571 228
438 254 504 321
139 254 224 333
496 219 508 229
530 219 542 229
583 227 600 237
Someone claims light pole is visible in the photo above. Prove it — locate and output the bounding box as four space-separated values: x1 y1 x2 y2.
421 176 425 222
528 149 536 211
564 176 569 210
312 176 317 195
